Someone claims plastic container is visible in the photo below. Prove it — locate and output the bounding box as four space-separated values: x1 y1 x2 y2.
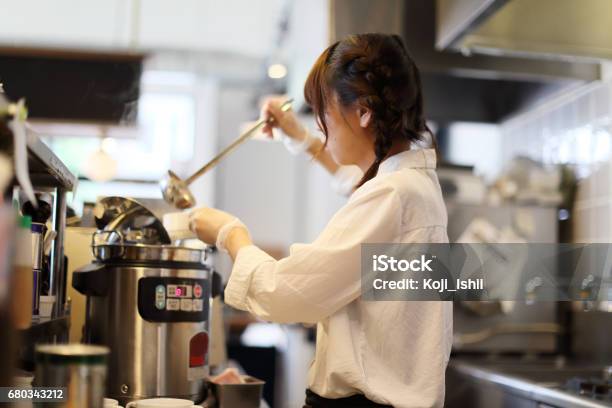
11 215 32 329
39 295 55 318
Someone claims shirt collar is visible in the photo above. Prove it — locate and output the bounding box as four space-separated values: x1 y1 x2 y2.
378 148 437 175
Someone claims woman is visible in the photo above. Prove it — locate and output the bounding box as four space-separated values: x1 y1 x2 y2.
190 33 452 408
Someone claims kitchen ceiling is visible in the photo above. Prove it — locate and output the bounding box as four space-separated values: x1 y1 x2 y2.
436 0 612 62
403 0 601 123
330 0 602 123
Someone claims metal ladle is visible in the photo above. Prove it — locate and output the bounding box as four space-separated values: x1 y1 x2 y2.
160 99 293 209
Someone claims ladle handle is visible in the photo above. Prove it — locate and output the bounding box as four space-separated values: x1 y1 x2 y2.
184 99 293 185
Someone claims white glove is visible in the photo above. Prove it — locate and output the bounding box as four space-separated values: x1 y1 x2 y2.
189 207 252 253
282 131 318 155
215 217 251 253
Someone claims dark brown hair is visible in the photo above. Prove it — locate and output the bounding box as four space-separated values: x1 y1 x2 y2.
304 33 434 188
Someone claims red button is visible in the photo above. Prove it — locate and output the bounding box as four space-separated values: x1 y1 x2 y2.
194 284 203 298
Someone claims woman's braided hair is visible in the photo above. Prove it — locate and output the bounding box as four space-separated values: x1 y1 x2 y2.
304 33 434 188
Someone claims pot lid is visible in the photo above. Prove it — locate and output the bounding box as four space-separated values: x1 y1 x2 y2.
93 197 171 245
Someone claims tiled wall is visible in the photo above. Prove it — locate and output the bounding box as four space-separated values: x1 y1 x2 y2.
500 79 612 243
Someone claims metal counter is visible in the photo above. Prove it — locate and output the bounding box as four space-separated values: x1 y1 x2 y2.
447 359 612 408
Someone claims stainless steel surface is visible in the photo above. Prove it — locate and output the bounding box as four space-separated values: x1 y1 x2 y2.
49 187 67 319
604 367 612 381
453 322 561 348
447 203 559 353
436 0 612 61
447 359 612 408
85 265 210 404
36 343 109 357
571 311 612 364
210 377 265 408
75 198 212 404
92 243 207 263
436 0 510 50
25 126 77 190
327 0 600 123
93 197 171 245
34 344 109 408
160 170 196 211
160 99 293 209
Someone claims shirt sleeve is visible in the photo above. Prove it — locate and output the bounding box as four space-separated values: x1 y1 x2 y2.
224 182 402 324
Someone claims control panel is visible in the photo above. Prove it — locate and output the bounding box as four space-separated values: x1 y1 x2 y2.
138 277 209 322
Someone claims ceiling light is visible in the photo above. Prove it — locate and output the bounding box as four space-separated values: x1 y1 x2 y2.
267 63 287 79
82 149 117 182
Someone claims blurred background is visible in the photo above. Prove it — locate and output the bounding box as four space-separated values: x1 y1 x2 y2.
1 1 612 407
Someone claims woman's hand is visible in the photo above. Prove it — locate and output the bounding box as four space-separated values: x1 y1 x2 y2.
189 207 252 259
189 207 235 245
260 97 340 179
260 96 307 141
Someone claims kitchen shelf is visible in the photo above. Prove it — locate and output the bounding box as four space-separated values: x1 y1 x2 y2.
2 105 74 371
26 127 76 190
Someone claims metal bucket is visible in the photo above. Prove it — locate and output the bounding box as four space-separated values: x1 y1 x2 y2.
34 344 109 408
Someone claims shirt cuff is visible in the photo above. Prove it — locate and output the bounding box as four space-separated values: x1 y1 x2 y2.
224 245 275 311
281 131 316 155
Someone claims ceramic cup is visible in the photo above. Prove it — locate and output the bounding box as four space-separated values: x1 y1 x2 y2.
104 398 119 407
126 398 194 408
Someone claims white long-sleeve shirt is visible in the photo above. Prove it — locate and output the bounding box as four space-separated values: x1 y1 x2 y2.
225 148 453 407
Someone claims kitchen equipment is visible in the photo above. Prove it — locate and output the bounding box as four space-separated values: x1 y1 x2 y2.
73 197 215 405
92 197 171 245
565 377 612 402
126 398 195 408
160 99 293 209
31 222 45 315
447 203 560 354
34 343 109 408
209 376 265 408
448 359 612 408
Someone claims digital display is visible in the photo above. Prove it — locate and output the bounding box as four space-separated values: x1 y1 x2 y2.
166 284 192 298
